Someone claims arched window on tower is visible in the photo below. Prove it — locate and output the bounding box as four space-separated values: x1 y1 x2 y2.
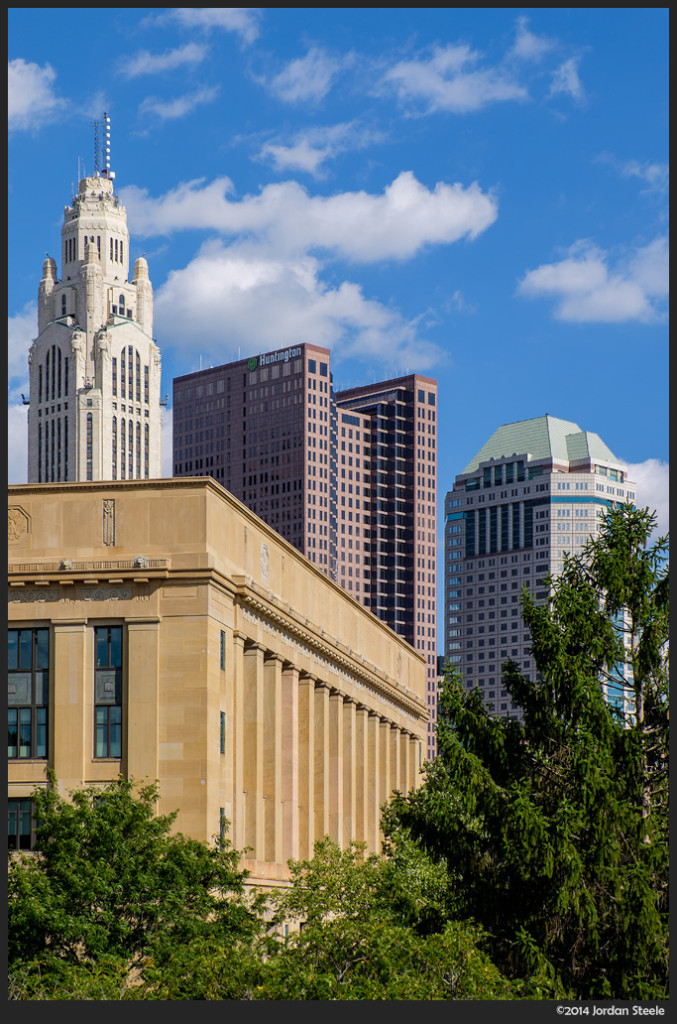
119 294 125 317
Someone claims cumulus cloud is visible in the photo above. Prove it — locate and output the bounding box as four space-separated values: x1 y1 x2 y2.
8 303 36 399
508 16 555 63
517 238 668 322
549 57 584 102
138 87 219 122
161 8 261 45
121 171 498 262
257 122 384 177
8 59 64 132
621 458 669 537
119 43 208 79
265 47 350 104
153 240 445 373
381 43 528 114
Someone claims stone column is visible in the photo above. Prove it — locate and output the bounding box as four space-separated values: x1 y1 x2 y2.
231 632 246 853
243 642 265 860
328 691 343 844
400 729 411 795
263 653 283 866
367 711 380 851
389 724 401 799
126 619 160 784
297 672 315 860
409 734 421 792
52 620 88 793
342 698 357 849
379 720 391 826
314 682 330 842
354 705 369 844
281 664 300 864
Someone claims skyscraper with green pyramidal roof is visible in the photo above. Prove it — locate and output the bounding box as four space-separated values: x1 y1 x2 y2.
444 415 636 720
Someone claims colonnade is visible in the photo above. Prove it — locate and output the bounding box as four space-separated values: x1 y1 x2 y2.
230 634 421 875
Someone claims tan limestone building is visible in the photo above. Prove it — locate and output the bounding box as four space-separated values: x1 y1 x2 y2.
8 479 426 886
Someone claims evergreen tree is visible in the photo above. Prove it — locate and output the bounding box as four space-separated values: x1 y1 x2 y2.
388 505 668 999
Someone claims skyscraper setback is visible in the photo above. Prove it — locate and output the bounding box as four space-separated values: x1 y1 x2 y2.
172 344 439 754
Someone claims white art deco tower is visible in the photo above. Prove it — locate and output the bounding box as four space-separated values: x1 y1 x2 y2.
27 113 162 483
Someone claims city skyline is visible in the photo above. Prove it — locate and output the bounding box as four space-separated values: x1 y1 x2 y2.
9 10 669 559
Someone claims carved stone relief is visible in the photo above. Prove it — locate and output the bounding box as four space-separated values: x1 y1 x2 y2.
102 499 115 546
8 507 30 544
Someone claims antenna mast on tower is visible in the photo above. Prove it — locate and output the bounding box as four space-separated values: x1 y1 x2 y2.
90 116 101 176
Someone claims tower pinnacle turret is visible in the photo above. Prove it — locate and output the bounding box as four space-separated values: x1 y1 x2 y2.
27 113 163 483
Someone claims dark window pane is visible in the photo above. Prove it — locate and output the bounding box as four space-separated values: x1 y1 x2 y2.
20 630 33 670
8 630 18 670
8 709 18 758
36 708 48 758
95 628 108 668
19 708 32 757
95 707 107 757
109 706 122 757
110 628 122 668
36 630 49 670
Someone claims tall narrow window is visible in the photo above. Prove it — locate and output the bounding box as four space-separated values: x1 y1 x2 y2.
115 239 118 262
220 630 226 670
110 238 114 262
144 423 149 478
57 418 61 480
64 418 68 479
112 417 117 480
128 420 133 478
112 357 117 397
39 365 43 404
136 422 141 478
64 357 68 397
121 347 126 398
128 349 134 404
86 413 93 481
8 628 49 760
61 294 66 317
8 799 34 851
120 240 124 264
57 349 62 399
120 418 126 479
51 346 56 400
135 352 141 402
220 712 226 754
94 626 123 758
38 423 42 483
144 365 149 404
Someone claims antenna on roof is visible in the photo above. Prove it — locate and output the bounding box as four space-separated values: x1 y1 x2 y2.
102 110 115 179
90 116 101 176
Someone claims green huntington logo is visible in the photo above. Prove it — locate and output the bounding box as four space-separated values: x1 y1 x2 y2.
248 357 259 372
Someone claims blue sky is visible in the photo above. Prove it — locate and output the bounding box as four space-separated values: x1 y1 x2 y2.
8 8 669 539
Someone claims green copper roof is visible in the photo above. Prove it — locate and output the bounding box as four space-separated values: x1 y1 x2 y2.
461 415 621 475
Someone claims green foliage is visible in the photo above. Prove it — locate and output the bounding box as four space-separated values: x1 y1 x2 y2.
388 505 669 1000
8 774 262 992
255 837 517 1000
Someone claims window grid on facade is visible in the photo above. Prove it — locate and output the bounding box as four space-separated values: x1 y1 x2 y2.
8 628 49 760
94 626 123 758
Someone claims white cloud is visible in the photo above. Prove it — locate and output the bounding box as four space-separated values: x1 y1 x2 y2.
596 152 669 196
549 57 584 102
7 405 28 485
121 171 498 262
8 303 36 400
508 17 555 63
154 240 445 374
382 43 528 114
119 43 208 79
257 122 384 177
138 87 219 123
621 458 669 537
164 8 261 45
8 59 64 132
517 238 668 322
266 47 349 104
